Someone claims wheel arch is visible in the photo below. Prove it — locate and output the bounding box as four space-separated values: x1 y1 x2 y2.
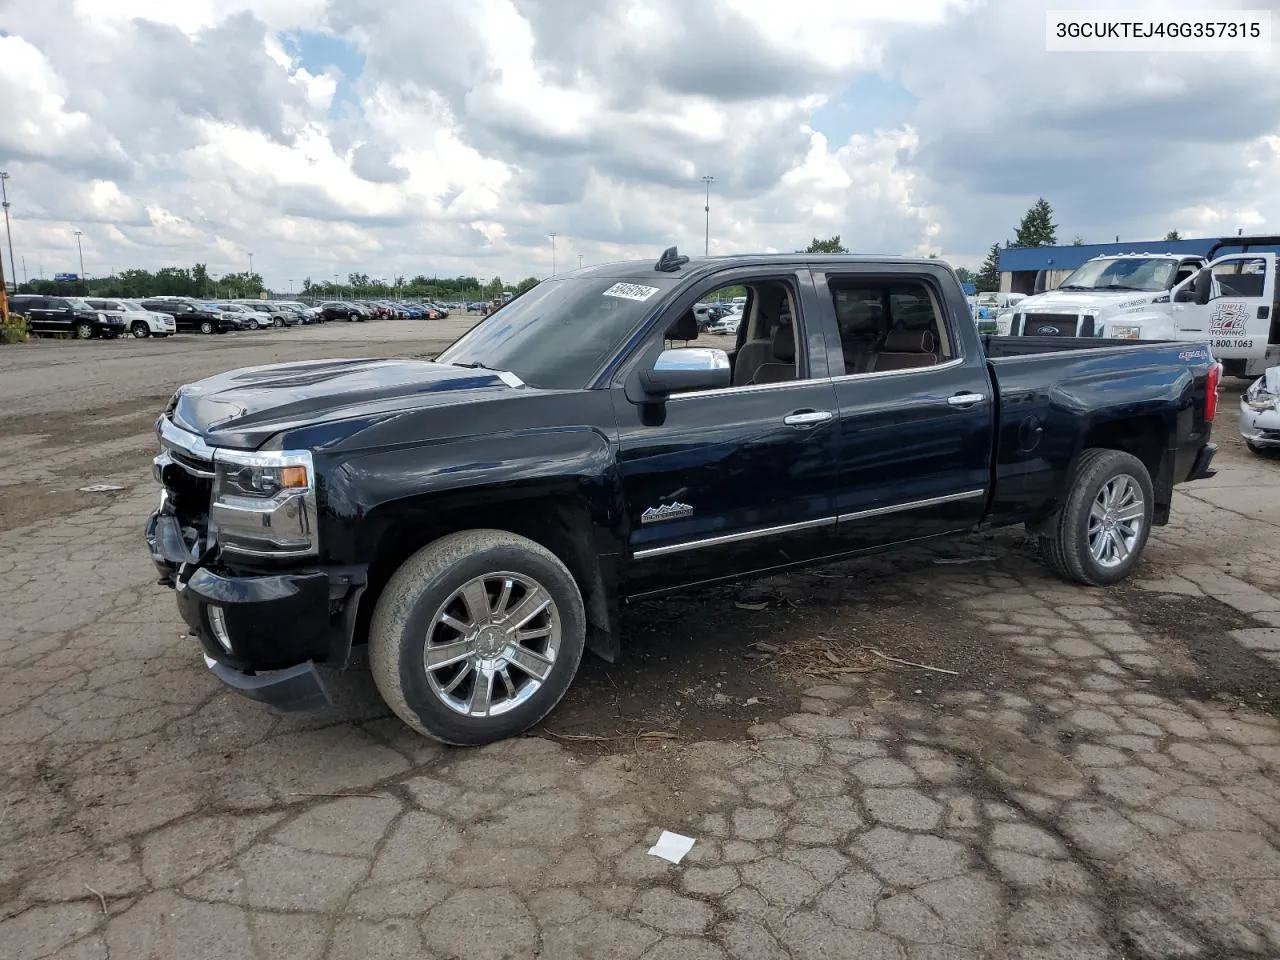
350 489 621 667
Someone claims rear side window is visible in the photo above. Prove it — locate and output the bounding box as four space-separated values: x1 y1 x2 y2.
827 277 954 377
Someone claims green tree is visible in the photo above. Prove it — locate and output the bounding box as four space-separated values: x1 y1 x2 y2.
1013 198 1058 247
484 276 505 298
1072 235 1086 246
1164 229 1181 241
954 267 976 285
976 242 1002 292
192 263 211 297
802 235 848 254
514 276 540 295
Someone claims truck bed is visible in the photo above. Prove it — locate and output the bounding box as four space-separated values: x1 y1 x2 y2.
978 335 1215 532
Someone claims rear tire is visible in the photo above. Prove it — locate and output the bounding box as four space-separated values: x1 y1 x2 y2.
369 529 586 746
1039 448 1154 586
131 321 150 339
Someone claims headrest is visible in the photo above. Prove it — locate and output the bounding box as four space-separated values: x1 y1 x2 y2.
772 323 795 363
667 310 698 341
883 328 936 353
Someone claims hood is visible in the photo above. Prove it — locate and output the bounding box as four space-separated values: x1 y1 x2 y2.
1015 289 1159 314
171 357 522 449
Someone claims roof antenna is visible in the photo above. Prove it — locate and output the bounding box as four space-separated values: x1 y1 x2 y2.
655 246 689 273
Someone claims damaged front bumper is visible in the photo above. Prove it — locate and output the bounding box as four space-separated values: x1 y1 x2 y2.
1240 400 1280 449
146 506 365 712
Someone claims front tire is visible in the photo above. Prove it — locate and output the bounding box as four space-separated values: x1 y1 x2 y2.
273 316 284 328
76 321 95 340
131 321 150 339
369 530 586 746
199 320 215 335
1040 448 1154 586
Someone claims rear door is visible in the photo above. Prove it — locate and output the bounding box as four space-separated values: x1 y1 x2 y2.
16 297 51 332
813 266 993 552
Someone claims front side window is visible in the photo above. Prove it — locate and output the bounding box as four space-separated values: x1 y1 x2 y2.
829 278 953 376
1212 257 1268 298
437 277 680 389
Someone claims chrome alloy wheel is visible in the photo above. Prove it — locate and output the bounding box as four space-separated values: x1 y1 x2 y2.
424 572 560 717
1087 473 1144 569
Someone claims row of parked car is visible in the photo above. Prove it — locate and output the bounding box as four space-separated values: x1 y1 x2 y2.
316 300 453 321
5 294 464 340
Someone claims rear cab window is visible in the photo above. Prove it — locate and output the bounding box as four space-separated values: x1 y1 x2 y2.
825 276 955 377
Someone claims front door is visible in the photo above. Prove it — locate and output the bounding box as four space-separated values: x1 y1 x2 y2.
614 270 841 596
1176 254 1276 368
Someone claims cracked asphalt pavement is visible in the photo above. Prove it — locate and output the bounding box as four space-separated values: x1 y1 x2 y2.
4 326 1280 959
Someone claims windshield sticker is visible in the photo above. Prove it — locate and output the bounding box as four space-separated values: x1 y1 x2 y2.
1209 302 1249 335
603 282 661 302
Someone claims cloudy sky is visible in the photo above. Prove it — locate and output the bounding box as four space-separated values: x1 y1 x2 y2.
0 0 1277 289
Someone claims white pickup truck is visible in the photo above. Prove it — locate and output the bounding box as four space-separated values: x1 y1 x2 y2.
998 240 1280 379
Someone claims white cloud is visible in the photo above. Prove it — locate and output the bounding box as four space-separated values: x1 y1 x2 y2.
0 0 1275 289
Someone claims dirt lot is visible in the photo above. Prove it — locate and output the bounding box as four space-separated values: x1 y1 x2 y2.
3 326 1280 960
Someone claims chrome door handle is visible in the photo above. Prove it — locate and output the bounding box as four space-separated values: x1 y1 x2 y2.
947 393 986 408
784 410 834 427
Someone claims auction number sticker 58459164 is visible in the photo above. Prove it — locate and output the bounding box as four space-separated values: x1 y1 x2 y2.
603 282 661 302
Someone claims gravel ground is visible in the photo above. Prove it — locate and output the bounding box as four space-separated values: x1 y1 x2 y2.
2 327 1279 960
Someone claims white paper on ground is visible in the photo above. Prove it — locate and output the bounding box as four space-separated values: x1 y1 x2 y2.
647 830 696 864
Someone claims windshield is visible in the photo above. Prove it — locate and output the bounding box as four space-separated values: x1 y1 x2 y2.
66 298 92 310
436 277 678 389
1058 258 1176 292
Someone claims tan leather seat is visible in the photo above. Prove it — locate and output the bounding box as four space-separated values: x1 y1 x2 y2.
869 328 938 372
751 324 796 383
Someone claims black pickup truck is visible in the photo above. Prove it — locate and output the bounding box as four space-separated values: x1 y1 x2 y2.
146 249 1219 745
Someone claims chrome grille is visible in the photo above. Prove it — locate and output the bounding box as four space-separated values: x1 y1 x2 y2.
1020 314 1081 337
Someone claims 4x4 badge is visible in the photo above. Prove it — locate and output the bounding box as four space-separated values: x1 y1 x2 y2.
641 502 693 524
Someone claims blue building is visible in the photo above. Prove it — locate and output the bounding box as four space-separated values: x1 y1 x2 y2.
996 238 1221 295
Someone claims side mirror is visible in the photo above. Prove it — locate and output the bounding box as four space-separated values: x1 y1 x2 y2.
1193 268 1213 305
639 348 731 397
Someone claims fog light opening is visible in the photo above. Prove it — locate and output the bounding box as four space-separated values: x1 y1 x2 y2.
207 605 233 653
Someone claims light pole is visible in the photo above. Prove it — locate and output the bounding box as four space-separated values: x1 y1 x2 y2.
73 230 85 291
578 254 584 269
288 279 294 296
0 172 15 294
701 175 715 257
549 233 558 276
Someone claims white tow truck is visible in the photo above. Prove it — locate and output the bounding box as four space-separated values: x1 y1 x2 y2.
998 237 1280 379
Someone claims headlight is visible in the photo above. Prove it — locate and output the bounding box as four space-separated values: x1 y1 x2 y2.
1109 324 1142 340
1246 381 1277 412
209 449 318 558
